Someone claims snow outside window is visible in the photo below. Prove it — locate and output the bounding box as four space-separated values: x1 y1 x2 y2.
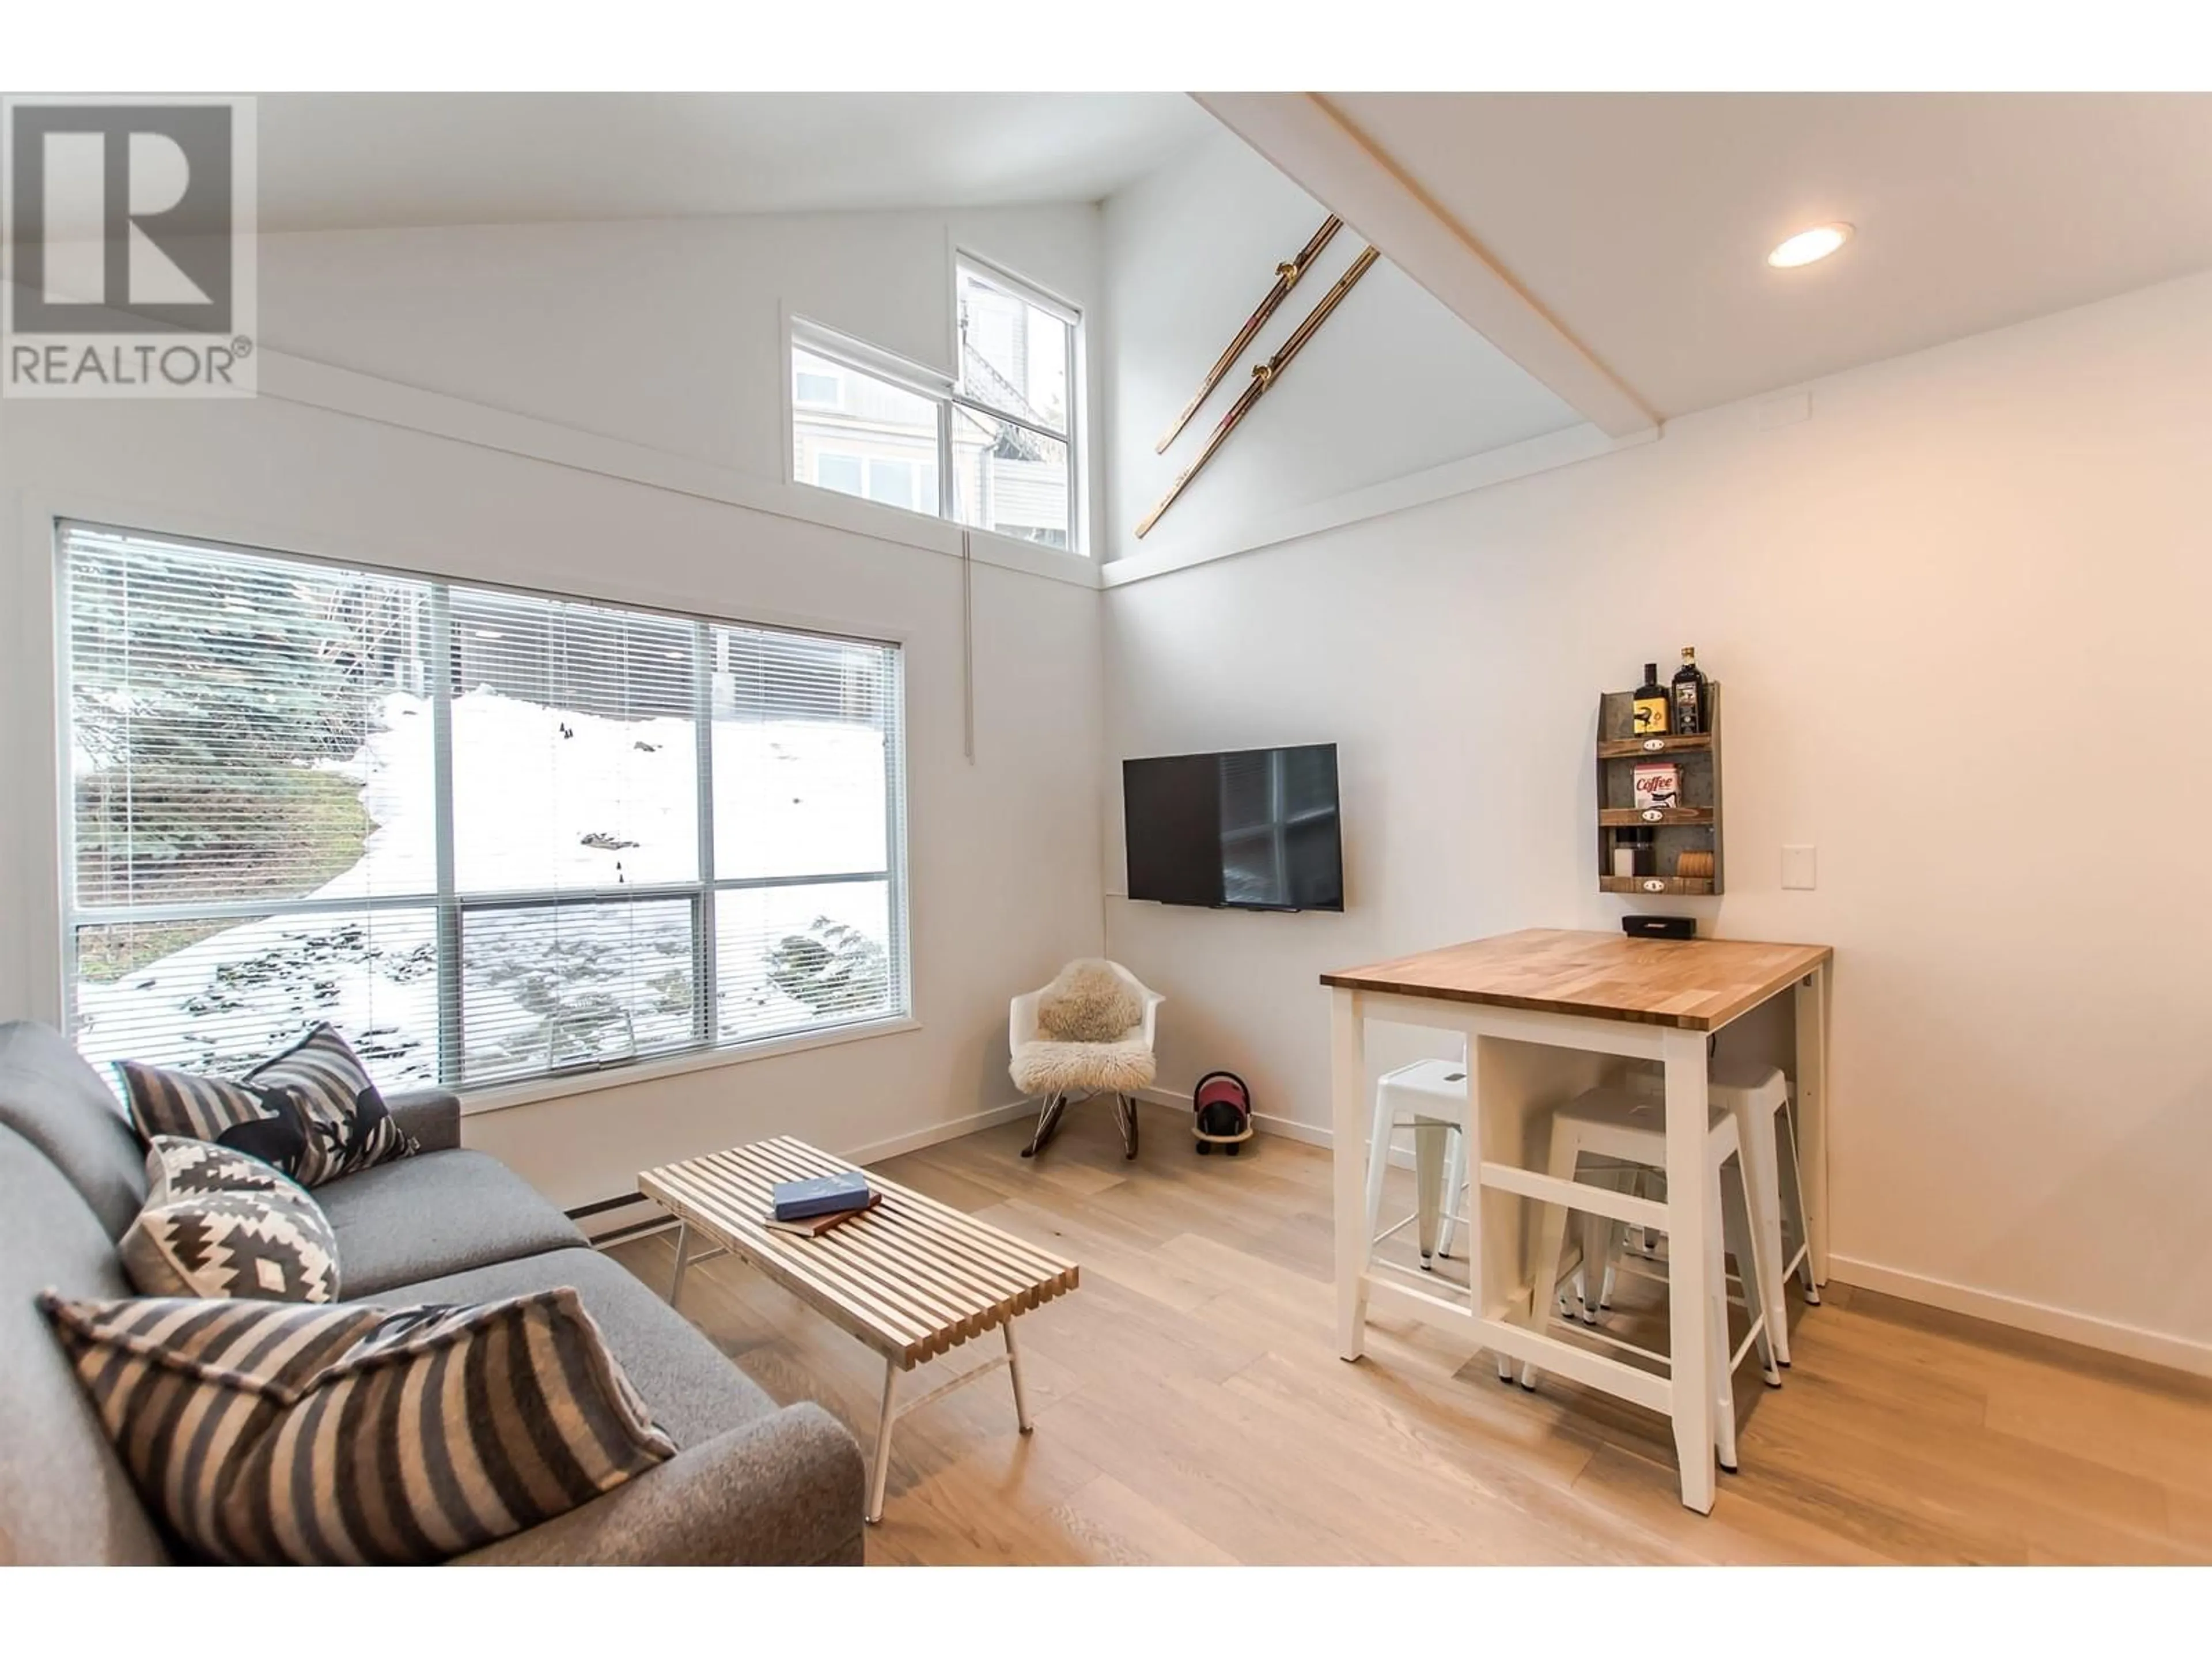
60 521 908 1094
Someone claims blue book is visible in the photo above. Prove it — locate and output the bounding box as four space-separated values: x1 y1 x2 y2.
771 1171 873 1221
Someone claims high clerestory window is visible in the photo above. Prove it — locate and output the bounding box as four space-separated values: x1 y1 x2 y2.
789 253 1080 552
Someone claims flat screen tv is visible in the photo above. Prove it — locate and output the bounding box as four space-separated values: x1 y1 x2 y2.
1123 744 1343 912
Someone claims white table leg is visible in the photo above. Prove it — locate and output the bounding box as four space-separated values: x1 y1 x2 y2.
1331 986 1370 1361
1004 1320 1033 1433
666 1220 690 1309
1796 963 1831 1285
867 1357 900 1524
1432 1028 1506 1380
1705 1151 1739 1475
1363 1089 1394 1254
1662 1026 1717 1513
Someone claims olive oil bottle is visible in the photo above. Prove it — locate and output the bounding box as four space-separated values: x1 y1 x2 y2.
1633 662 1670 736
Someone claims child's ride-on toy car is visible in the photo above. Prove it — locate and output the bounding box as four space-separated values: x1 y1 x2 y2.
1192 1070 1255 1156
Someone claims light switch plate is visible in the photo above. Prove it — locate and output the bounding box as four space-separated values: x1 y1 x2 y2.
1781 845 1817 890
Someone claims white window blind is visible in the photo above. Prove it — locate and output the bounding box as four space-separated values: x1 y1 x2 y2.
62 521 907 1094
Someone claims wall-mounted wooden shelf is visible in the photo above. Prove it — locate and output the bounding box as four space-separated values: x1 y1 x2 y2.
1596 732 1714 760
1598 806 1715 828
1600 875 1716 897
1595 681 1722 897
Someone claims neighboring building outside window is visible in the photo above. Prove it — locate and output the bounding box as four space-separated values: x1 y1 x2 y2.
815 452 864 495
865 459 921 512
950 259 1073 551
788 253 1081 552
790 345 942 519
58 521 909 1094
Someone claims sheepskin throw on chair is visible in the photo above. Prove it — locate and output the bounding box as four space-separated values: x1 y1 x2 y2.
1008 959 1160 1161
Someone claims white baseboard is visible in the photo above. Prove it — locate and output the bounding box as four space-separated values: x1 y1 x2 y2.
840 1097 1037 1164
1825 1255 2212 1378
1252 1111 1334 1150
1136 1087 1436 1169
1130 1086 2212 1376
582 1097 1036 1246
586 1092 2212 1379
1134 1086 1340 1155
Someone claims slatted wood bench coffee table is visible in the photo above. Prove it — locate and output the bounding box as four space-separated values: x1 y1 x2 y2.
640 1135 1080 1523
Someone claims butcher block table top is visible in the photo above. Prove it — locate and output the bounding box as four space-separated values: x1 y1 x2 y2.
1321 927 1832 1031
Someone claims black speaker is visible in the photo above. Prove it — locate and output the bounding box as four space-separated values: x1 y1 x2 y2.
1622 915 1697 940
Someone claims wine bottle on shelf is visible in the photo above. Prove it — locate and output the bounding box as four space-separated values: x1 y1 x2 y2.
1633 662 1670 736
1671 646 1708 734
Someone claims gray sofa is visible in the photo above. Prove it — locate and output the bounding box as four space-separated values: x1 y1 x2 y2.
0 1020 865 1566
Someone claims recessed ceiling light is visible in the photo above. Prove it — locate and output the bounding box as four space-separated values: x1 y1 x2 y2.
1768 223 1854 269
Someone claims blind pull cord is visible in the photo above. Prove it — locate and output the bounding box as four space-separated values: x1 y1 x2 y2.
961 529 976 764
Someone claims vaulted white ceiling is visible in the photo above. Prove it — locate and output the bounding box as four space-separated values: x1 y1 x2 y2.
1212 93 2212 422
256 93 1218 231
255 91 2212 430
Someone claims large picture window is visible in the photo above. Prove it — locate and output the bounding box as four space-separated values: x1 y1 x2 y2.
790 252 1081 552
60 521 907 1094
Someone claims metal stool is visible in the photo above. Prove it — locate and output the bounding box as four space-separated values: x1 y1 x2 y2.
1521 1085 1780 1474
1626 1056 1819 1362
1364 1059 1471 1270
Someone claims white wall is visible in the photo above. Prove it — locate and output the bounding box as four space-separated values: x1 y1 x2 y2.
9 164 2207 1370
0 201 1109 1209
1101 268 2212 1363
1099 129 1578 562
253 203 1106 548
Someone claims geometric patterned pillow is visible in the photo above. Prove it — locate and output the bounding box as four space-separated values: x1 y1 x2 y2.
36 1287 677 1564
118 1137 340 1304
115 1056 308 1176
245 1024 415 1187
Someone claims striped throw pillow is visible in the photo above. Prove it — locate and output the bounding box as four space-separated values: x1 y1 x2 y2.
247 1024 414 1185
115 1056 308 1174
119 1137 340 1304
116 1025 415 1187
39 1288 676 1565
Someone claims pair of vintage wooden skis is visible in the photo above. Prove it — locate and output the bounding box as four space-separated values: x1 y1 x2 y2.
1137 214 1379 538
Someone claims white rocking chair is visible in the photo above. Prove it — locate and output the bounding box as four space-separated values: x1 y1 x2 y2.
1007 960 1163 1161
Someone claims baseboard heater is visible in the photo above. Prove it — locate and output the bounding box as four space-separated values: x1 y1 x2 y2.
566 1191 675 1247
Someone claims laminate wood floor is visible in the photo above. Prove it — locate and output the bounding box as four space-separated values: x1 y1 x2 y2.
605 1101 2212 1565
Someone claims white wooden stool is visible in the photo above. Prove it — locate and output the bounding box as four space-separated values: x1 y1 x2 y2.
1521 1086 1779 1474
1627 1056 1818 1363
1365 1059 1471 1270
